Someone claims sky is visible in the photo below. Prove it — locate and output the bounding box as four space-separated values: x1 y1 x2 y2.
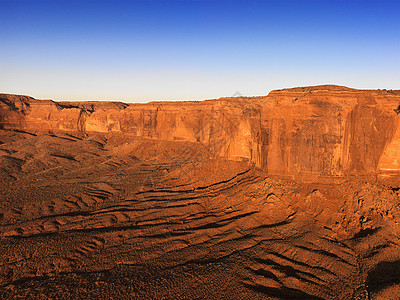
1 0 400 102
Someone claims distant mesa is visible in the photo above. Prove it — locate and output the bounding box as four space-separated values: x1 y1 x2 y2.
232 91 243 97
273 84 357 92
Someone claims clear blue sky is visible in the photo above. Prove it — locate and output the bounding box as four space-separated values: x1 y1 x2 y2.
1 0 399 102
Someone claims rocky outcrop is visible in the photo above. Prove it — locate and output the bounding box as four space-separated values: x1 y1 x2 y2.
258 86 400 177
1 85 399 177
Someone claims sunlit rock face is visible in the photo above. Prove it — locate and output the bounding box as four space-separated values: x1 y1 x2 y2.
2 85 399 177
258 86 400 177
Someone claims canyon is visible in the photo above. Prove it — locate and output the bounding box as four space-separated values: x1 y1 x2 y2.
2 85 400 177
0 85 400 299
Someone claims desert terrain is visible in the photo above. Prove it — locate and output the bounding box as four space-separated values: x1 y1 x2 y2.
0 85 400 299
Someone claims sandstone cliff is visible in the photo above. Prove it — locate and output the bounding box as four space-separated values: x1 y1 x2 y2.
1 85 399 177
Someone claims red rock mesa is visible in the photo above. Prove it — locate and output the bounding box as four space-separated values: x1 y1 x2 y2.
0 85 399 299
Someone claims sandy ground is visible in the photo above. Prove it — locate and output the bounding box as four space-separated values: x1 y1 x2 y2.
0 130 400 299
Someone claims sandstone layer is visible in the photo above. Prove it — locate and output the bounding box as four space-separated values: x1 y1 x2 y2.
0 86 400 299
1 85 400 178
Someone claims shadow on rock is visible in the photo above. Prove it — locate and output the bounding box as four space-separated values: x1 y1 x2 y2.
367 260 400 294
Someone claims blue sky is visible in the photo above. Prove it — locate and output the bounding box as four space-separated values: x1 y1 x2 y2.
1 0 399 102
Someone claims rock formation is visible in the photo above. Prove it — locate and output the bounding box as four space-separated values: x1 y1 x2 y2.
1 85 400 177
0 85 399 299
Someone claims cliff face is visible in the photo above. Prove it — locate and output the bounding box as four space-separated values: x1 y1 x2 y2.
259 86 400 177
1 85 399 177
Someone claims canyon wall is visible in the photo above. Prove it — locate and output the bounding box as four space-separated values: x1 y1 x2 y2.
1 85 399 177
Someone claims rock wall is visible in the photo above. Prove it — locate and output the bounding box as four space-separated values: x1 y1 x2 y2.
1 85 399 177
